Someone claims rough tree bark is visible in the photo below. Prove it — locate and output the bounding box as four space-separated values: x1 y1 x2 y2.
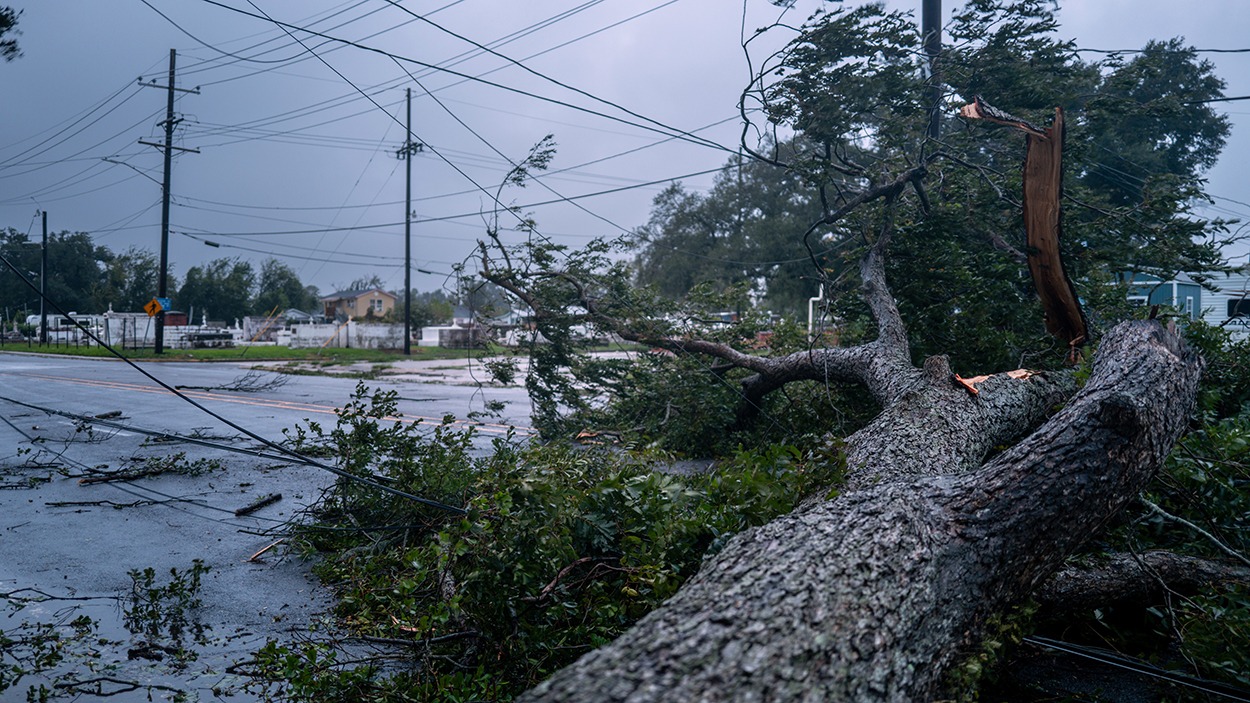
519 319 1201 703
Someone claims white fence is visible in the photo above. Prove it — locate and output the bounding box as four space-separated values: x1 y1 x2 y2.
285 321 405 349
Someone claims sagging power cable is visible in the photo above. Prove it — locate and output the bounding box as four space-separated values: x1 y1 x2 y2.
0 251 467 515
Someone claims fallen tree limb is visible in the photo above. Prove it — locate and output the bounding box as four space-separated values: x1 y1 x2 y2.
78 466 172 485
1034 550 1250 620
520 321 1201 702
1140 498 1250 568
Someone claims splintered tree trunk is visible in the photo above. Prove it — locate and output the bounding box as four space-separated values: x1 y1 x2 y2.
959 99 1088 350
520 321 1201 702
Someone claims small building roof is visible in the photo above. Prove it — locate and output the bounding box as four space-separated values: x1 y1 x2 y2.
320 288 398 302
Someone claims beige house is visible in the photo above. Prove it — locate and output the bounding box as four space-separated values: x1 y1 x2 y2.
321 288 397 320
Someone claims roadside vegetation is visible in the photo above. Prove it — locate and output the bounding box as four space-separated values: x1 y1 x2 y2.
241 383 843 702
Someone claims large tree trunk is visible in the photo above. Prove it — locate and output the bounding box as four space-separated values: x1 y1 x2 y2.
520 321 1201 702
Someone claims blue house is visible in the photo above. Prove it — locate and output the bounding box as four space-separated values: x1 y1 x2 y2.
1120 271 1250 339
1119 273 1204 319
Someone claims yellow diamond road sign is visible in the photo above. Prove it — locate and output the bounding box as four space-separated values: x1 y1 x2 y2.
144 298 163 317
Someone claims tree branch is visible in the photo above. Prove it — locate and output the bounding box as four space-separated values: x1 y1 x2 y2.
1140 498 1250 568
1035 550 1250 620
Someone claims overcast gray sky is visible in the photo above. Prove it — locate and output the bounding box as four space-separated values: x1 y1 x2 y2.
2 0 1248 305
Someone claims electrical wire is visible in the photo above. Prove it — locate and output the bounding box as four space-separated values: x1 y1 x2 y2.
0 251 467 515
389 0 609 83
171 112 744 214
171 0 692 164
0 95 157 179
0 395 287 528
0 83 143 168
164 165 723 237
393 64 633 235
179 0 468 86
189 0 738 154
424 0 686 98
1024 636 1250 701
376 0 728 155
179 231 405 266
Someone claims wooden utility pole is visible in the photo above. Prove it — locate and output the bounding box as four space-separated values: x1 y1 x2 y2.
923 0 942 140
139 49 199 354
396 87 424 355
39 210 47 344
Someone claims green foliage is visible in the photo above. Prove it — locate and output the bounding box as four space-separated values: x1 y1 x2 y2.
177 257 256 322
0 230 314 321
124 560 212 662
383 287 455 329
944 601 1039 701
254 258 317 315
574 330 875 457
248 385 844 701
0 228 124 317
482 357 519 386
0 615 97 700
1166 586 1250 689
886 203 1055 372
93 246 162 312
764 3 923 149
1080 39 1229 206
632 0 1233 373
632 148 825 317
1181 321 1250 418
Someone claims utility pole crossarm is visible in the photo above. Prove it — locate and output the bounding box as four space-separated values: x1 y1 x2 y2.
138 139 200 154
138 78 201 95
396 141 424 159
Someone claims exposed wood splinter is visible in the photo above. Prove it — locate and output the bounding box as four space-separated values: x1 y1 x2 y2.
955 369 1038 396
246 538 285 563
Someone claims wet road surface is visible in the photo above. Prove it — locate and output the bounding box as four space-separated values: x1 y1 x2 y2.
0 352 531 701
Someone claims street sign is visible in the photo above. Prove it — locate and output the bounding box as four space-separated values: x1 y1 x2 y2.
157 297 172 312
144 298 162 317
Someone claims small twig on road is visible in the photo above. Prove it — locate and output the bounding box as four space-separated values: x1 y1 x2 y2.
53 676 183 697
235 492 283 517
247 538 286 562
175 370 289 394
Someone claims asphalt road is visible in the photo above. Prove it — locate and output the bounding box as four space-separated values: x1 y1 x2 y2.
0 352 533 701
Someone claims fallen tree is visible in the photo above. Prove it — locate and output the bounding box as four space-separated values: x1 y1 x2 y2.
512 249 1203 701
479 5 1230 695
